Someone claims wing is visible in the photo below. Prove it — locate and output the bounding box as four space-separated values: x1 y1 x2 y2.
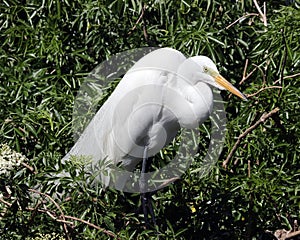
62 48 186 171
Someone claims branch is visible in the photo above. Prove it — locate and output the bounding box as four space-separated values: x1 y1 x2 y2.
222 107 280 168
21 162 37 174
246 86 282 98
44 208 74 226
239 61 259 85
29 189 70 239
1 191 119 239
64 215 118 238
28 189 118 238
29 189 65 220
242 59 249 81
128 5 146 35
252 63 266 85
284 229 300 239
157 177 180 189
272 229 300 240
0 197 12 207
225 13 259 29
253 0 267 26
274 72 300 84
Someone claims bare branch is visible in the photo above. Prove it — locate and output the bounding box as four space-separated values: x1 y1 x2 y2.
253 0 267 26
246 86 282 98
239 61 259 85
247 160 251 178
225 13 259 29
0 197 12 207
273 228 300 240
43 207 74 226
223 107 280 168
28 189 118 238
243 59 249 80
29 189 70 239
157 177 180 189
64 215 118 238
252 63 266 85
284 229 300 239
128 5 146 35
29 189 65 219
274 72 300 84
21 162 37 174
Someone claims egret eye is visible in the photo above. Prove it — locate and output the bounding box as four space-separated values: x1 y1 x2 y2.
203 66 208 73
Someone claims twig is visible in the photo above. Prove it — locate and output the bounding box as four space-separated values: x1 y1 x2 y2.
252 63 266 85
253 0 267 26
277 29 288 95
222 107 280 168
44 207 74 226
128 5 148 41
29 189 118 238
21 162 37 174
157 177 180 189
29 189 64 217
239 61 259 85
141 5 149 41
274 229 300 240
274 72 300 84
128 5 146 35
239 67 258 85
28 201 43 225
225 13 259 29
284 229 300 239
0 197 12 207
29 189 70 239
247 160 251 178
64 215 118 238
1 194 118 239
243 59 249 81
246 86 282 98
0 197 12 218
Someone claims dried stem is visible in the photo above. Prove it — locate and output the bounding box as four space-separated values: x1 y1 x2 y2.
223 107 280 168
21 162 37 174
1 190 118 239
274 72 300 84
0 197 12 207
246 86 282 98
252 63 266 85
243 59 249 80
128 5 145 34
128 4 148 41
64 215 118 238
239 61 259 85
225 13 259 29
253 0 267 26
247 160 251 178
284 229 300 239
29 189 70 239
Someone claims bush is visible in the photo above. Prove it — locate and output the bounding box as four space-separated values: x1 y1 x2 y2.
0 0 299 239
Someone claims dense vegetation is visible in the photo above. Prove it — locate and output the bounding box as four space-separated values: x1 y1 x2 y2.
0 0 299 239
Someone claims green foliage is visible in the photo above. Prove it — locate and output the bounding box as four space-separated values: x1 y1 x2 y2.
0 0 299 239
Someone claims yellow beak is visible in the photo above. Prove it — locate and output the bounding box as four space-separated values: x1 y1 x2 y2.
214 75 247 101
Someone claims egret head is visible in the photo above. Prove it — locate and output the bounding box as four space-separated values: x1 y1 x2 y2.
188 56 247 101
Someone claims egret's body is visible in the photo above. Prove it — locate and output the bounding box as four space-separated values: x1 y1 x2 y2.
61 48 246 225
63 48 246 185
65 49 215 169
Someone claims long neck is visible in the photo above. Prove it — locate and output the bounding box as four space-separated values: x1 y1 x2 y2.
164 60 213 129
176 58 199 86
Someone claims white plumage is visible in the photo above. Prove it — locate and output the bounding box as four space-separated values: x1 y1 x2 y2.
61 48 246 191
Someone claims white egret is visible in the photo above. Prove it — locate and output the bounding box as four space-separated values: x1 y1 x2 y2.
61 47 247 226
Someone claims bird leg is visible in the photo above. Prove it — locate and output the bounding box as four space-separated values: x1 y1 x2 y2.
140 147 156 228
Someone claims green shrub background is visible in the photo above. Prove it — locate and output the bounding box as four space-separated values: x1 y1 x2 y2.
0 0 299 239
